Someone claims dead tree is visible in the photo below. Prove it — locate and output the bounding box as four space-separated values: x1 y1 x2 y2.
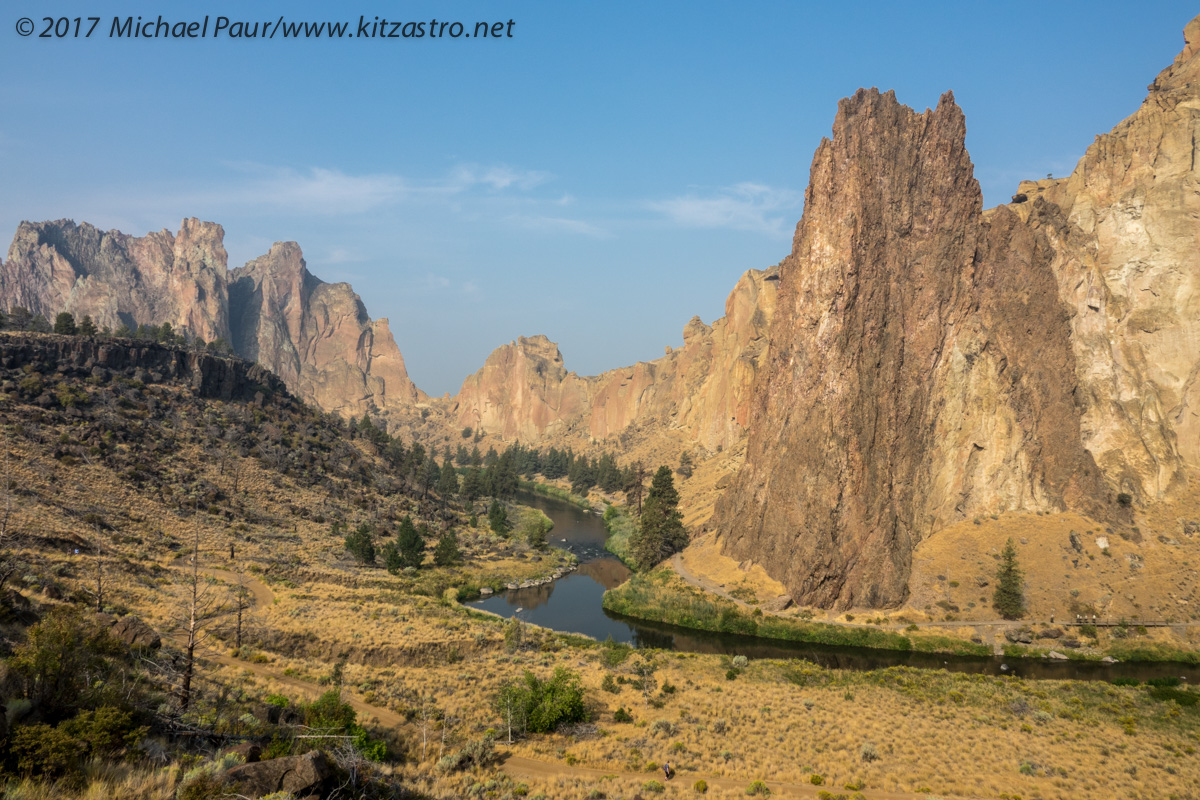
178 525 224 711
230 566 251 653
86 522 106 612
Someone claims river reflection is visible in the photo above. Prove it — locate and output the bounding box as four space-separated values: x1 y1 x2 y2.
468 491 1200 683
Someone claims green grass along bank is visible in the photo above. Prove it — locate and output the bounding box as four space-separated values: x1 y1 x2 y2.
602 567 1200 664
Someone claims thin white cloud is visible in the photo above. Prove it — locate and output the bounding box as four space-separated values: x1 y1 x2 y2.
649 182 801 236
511 214 608 238
448 163 552 192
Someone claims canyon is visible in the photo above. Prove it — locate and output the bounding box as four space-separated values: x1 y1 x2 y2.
2 17 1198 609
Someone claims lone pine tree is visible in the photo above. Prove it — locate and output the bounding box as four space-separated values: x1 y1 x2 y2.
630 466 688 571
993 537 1025 619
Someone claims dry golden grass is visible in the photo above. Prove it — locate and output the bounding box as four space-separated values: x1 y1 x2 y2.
6 361 1200 800
908 502 1200 626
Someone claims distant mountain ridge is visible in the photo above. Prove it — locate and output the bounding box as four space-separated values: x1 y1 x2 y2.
0 218 425 419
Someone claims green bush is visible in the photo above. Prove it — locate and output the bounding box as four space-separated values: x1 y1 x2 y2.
613 707 633 723
746 780 771 796
810 773 825 785
10 722 81 780
694 779 709 794
61 706 147 758
643 780 665 794
494 668 589 734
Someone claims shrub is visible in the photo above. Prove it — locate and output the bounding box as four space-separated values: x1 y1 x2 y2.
643 779 666 793
602 674 619 693
694 779 709 793
437 736 498 772
746 780 771 796
810 773 825 785
177 753 242 800
860 741 880 762
613 707 633 723
10 722 81 780
494 668 589 734
601 639 633 667
61 705 147 758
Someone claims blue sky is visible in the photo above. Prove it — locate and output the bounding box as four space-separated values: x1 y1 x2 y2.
2 2 1195 395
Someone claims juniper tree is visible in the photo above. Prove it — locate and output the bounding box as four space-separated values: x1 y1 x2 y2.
993 537 1025 619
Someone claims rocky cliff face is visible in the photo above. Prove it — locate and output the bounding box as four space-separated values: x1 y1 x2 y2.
449 267 777 454
0 218 230 344
229 243 423 417
1 219 423 419
712 19 1200 609
1011 15 1200 503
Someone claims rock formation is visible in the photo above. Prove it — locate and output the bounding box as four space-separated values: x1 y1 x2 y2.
0 218 229 344
450 266 778 454
230 242 424 416
0 220 423 418
712 17 1200 609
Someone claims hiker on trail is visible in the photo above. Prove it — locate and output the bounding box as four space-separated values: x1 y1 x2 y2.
663 761 673 780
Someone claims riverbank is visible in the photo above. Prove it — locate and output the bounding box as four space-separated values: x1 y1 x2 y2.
604 565 1200 665
601 504 636 568
518 479 595 510
603 567 993 657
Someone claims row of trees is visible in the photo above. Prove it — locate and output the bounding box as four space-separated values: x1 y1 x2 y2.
2 308 238 354
342 517 462 571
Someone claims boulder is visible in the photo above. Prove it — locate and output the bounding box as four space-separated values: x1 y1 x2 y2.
1004 628 1034 644
1035 627 1064 640
1047 651 1068 660
224 749 330 798
97 614 161 650
765 595 794 612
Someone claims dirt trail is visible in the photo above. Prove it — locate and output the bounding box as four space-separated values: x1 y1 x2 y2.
168 555 276 609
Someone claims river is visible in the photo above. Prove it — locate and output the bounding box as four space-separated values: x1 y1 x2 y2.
468 491 1200 682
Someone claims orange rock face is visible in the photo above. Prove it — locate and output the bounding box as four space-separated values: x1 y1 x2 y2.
448 267 778 453
713 18 1200 609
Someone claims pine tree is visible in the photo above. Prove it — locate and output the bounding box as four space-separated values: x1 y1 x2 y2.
77 315 97 336
53 311 76 335
396 515 424 569
993 538 1025 619
344 524 376 565
437 461 459 499
433 531 462 567
630 466 688 571
382 542 403 574
488 499 511 535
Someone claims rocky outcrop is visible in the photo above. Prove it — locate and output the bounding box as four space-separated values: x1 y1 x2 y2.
224 750 330 798
0 333 288 403
1011 15 1200 502
713 88 1111 609
713 17 1200 610
452 334 592 442
451 266 778 453
1 220 423 419
229 242 424 417
97 613 162 650
0 219 230 344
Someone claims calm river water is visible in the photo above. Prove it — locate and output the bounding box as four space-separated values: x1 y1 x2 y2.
469 492 1200 682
